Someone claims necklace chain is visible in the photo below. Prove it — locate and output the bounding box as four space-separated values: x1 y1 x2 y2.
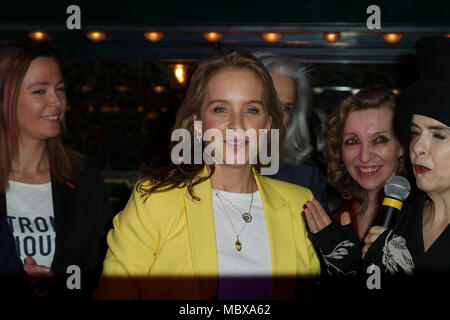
215 192 247 236
213 181 256 252
216 189 254 222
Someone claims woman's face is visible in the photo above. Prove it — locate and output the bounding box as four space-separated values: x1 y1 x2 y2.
410 114 450 195
341 107 403 193
199 67 271 166
270 71 296 126
16 57 66 143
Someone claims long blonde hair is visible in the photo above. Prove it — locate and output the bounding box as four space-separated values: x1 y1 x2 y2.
138 49 285 201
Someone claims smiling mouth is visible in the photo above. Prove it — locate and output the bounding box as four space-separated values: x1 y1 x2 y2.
357 166 381 176
41 114 61 120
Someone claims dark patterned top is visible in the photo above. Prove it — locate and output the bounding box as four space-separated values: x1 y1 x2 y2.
365 192 450 273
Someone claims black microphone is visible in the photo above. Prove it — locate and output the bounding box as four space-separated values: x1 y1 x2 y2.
375 176 411 228
366 176 411 283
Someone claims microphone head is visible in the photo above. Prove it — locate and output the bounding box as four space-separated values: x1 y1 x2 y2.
384 176 411 201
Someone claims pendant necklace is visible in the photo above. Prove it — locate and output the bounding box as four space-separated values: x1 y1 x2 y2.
216 187 254 223
214 188 254 252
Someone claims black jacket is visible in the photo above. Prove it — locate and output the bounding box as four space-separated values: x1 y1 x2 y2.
0 163 114 299
0 215 31 299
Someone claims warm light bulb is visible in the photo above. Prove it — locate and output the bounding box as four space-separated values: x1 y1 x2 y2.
144 32 164 42
203 32 223 42
323 32 341 42
261 32 282 43
382 33 402 43
153 85 165 93
86 31 107 42
28 31 49 42
174 64 185 84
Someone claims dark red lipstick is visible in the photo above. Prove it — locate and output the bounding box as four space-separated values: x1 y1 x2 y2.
414 164 431 174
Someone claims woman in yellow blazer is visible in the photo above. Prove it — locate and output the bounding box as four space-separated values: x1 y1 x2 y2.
95 49 320 300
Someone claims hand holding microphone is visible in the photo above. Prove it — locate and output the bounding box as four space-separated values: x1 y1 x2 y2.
362 176 410 259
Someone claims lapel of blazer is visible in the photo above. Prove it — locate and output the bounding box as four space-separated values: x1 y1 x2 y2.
50 173 77 272
184 166 218 298
253 168 296 275
184 166 218 277
0 175 79 272
254 168 297 299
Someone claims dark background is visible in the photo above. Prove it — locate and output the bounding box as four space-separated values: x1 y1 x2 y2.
2 0 449 210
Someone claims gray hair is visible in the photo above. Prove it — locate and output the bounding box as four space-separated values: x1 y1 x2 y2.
254 51 312 165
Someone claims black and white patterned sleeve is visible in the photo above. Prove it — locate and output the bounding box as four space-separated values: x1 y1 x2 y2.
312 221 362 277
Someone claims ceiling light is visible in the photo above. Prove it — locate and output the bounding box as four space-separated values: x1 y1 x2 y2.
86 31 107 42
382 33 402 43
323 32 341 42
144 32 164 42
262 32 282 43
203 32 223 42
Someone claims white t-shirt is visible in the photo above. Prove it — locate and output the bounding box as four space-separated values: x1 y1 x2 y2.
212 189 272 299
6 180 56 267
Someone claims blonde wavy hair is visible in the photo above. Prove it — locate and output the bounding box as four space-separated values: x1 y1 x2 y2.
323 87 407 213
138 49 285 201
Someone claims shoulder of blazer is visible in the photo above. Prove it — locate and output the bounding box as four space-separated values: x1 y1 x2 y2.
72 161 104 187
130 178 189 216
258 173 313 201
52 161 104 193
254 170 314 216
50 161 108 226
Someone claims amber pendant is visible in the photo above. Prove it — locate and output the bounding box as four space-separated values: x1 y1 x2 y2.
235 239 242 251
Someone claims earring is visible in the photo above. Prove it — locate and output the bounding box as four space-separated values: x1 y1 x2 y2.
196 130 202 142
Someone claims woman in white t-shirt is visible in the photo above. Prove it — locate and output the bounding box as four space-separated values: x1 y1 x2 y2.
95 49 320 300
0 40 113 298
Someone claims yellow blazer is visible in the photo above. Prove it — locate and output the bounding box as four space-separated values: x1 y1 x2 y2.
95 166 320 299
